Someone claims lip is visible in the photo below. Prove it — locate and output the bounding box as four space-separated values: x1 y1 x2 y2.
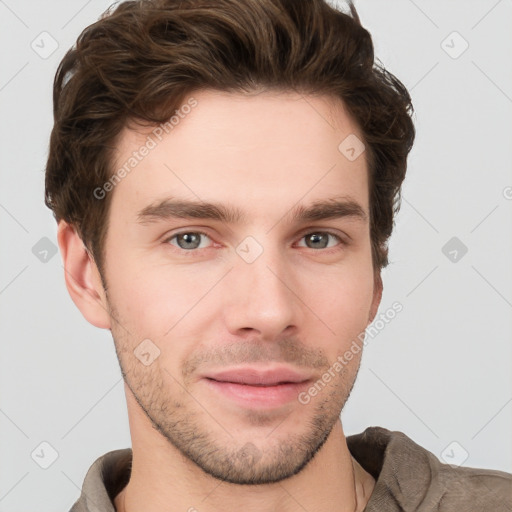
201 365 312 408
202 365 312 386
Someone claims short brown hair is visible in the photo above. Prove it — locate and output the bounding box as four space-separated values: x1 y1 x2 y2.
45 0 415 275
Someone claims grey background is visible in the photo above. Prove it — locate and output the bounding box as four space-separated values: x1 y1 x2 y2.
1 0 511 510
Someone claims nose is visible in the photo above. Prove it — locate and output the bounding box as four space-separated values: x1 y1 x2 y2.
221 243 299 341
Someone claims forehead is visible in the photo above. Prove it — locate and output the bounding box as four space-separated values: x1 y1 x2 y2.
109 89 369 219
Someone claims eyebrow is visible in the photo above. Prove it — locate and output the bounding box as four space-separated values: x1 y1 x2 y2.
136 196 367 225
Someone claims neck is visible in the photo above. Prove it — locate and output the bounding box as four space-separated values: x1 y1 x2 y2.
114 401 374 512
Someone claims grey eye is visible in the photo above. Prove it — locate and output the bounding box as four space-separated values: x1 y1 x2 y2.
174 232 203 250
304 232 330 249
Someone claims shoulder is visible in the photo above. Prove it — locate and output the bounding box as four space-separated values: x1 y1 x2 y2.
69 448 132 512
347 426 512 511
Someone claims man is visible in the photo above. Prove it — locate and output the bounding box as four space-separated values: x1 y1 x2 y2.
45 0 511 510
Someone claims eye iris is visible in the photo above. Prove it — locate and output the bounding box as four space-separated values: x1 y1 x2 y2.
177 233 201 249
306 233 328 249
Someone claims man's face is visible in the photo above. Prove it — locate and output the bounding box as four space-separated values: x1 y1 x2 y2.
100 89 380 484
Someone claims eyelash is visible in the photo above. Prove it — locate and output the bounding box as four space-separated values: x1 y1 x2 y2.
163 230 346 254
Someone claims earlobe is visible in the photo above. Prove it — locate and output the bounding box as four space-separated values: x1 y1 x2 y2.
57 221 111 329
368 273 383 324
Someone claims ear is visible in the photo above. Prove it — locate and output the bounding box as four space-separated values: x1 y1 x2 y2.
57 220 111 329
368 272 383 324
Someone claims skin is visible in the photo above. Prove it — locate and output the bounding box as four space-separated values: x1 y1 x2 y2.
58 89 382 512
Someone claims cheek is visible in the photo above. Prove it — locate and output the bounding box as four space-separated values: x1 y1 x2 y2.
301 265 375 345
106 258 220 363
107 254 193 316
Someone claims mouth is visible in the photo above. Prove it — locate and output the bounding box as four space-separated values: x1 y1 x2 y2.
201 366 312 408
203 366 312 385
